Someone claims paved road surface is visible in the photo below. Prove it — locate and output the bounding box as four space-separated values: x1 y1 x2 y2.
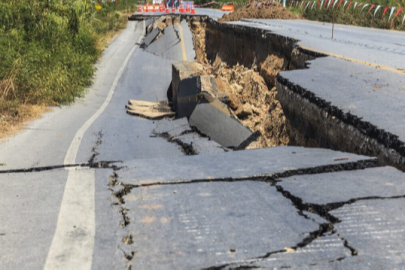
1 11 405 269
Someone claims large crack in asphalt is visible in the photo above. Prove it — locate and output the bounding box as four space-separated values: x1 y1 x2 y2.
119 159 377 190
151 129 198 155
88 131 103 164
141 21 181 59
108 166 136 269
110 154 405 269
0 160 122 174
172 24 182 44
202 184 405 269
112 159 378 268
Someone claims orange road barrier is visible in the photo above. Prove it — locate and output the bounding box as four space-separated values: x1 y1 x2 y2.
191 3 196 13
221 3 234 11
166 5 170 12
186 3 190 12
172 5 176 12
179 3 185 12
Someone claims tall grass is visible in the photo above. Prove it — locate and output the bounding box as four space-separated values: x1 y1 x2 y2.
291 0 405 30
0 0 136 117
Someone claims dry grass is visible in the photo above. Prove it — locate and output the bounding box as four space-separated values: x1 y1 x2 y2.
0 105 50 141
95 12 131 51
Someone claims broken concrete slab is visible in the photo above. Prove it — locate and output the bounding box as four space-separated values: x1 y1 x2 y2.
141 27 160 48
171 61 205 109
176 76 201 118
277 57 405 170
118 146 376 185
152 117 192 137
331 198 405 267
122 181 320 269
126 100 174 120
278 166 405 205
173 132 226 155
145 18 154 32
145 25 183 60
189 99 254 148
151 118 226 155
176 75 219 118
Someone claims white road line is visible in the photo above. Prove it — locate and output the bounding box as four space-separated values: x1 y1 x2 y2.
44 168 95 270
44 20 145 270
63 20 145 165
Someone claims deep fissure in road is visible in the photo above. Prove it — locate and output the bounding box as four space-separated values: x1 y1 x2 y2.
118 14 405 268
130 14 405 170
189 19 302 149
109 168 136 269
187 16 405 170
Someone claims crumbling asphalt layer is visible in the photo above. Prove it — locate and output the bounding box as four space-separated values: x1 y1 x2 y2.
277 70 405 162
117 165 405 269
108 146 380 268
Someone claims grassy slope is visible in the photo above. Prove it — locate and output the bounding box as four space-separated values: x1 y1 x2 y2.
296 0 405 31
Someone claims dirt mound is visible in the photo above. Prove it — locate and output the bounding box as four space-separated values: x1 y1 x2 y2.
219 4 300 22
189 20 290 148
211 56 289 148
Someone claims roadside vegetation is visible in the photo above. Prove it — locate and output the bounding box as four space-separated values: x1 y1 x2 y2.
293 0 405 31
197 0 405 30
0 0 136 138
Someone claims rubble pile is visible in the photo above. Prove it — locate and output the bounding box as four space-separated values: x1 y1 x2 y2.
211 57 289 148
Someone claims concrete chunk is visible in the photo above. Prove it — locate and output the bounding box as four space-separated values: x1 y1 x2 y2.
176 76 202 118
141 28 160 48
171 62 205 110
189 99 253 148
126 100 174 120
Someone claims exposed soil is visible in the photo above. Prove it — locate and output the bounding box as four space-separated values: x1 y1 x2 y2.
219 4 300 22
0 105 49 142
189 21 290 148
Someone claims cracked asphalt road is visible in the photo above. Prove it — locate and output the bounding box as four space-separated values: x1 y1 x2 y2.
1 11 405 269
